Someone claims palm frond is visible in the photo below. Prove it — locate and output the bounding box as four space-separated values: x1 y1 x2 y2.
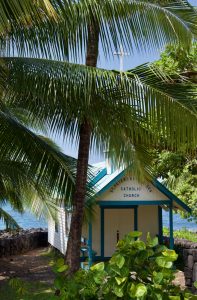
0 0 58 31
0 157 58 223
0 207 20 229
0 105 77 203
1 0 197 60
0 99 96 223
5 106 49 134
3 57 197 153
0 160 27 212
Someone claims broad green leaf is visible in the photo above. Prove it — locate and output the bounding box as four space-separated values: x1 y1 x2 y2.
90 262 104 272
133 240 146 251
57 265 68 273
194 281 197 288
184 293 197 299
129 283 136 297
113 285 124 298
115 277 127 285
146 249 154 258
55 258 65 267
110 264 121 276
56 258 65 268
156 257 173 268
93 272 106 284
119 266 130 278
153 272 163 284
154 293 163 300
54 277 65 289
117 240 125 248
147 236 158 248
135 283 147 298
135 250 148 262
162 250 178 262
155 245 168 254
128 231 142 239
115 255 125 269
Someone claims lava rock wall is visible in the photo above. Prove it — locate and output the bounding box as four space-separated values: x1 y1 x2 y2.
174 238 197 294
0 228 48 257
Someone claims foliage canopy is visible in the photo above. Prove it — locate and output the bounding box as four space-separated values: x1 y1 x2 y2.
155 42 197 75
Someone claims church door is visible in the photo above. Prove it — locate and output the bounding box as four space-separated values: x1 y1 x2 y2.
104 208 134 257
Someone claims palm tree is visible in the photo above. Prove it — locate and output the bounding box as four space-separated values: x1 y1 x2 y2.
0 0 58 28
1 0 197 274
0 123 77 229
0 0 81 227
0 155 51 230
0 0 82 228
0 96 80 230
0 130 77 230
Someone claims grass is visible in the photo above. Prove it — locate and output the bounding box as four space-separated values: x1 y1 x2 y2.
0 281 55 300
163 227 197 243
42 246 64 260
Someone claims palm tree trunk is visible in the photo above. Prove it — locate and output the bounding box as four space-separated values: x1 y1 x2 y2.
65 22 99 274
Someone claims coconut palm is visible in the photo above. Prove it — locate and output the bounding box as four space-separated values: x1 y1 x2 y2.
0 0 81 228
0 91 80 229
0 121 78 229
0 0 197 274
0 0 58 29
0 137 93 231
0 98 94 231
0 155 51 230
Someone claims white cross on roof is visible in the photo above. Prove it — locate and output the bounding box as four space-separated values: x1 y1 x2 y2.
114 44 130 71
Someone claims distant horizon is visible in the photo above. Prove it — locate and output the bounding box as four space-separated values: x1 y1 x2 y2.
1 203 196 231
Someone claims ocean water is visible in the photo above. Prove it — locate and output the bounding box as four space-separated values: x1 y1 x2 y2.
0 205 47 230
163 210 197 231
0 205 196 231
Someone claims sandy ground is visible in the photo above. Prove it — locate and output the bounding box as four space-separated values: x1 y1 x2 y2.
0 247 185 289
0 247 55 287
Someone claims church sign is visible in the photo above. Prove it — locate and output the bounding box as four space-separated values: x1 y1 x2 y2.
101 176 168 202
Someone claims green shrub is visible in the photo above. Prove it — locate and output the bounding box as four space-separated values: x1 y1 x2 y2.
52 232 197 299
163 227 197 243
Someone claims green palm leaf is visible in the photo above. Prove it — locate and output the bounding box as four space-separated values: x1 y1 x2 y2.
2 57 197 153
6 106 49 134
0 104 77 200
0 160 28 213
0 0 58 30
1 1 197 59
0 154 57 224
0 157 59 222
0 95 96 226
0 207 20 229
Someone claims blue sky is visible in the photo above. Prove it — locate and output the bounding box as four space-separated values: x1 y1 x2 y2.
189 0 196 6
96 0 197 72
53 0 197 163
